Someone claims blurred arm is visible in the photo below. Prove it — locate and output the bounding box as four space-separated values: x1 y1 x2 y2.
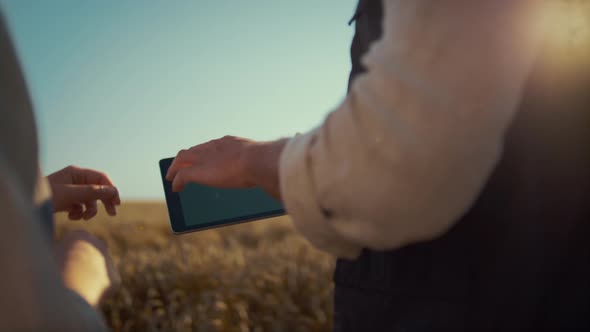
279 0 545 258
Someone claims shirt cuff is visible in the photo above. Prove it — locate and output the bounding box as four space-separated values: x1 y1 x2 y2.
279 130 362 259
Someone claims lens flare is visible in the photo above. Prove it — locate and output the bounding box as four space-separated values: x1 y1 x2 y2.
541 0 590 67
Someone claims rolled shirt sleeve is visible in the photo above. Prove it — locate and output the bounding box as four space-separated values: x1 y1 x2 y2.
279 0 546 258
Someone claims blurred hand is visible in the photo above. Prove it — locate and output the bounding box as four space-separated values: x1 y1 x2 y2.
56 230 121 308
48 165 121 220
166 136 287 200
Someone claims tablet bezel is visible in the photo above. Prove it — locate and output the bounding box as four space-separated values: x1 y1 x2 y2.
159 158 285 234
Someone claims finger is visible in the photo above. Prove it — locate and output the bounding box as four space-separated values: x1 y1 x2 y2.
64 184 119 207
72 168 121 205
82 200 98 220
106 184 121 206
71 167 115 186
105 186 119 215
171 166 214 192
171 167 194 192
112 192 121 206
166 149 198 181
88 171 120 206
102 200 117 217
68 203 84 221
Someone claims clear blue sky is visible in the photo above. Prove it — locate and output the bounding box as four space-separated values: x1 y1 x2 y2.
1 0 357 199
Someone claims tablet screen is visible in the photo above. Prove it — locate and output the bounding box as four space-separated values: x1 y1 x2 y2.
159 158 284 233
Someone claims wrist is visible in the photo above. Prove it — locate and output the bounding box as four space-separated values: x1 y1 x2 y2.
243 138 289 201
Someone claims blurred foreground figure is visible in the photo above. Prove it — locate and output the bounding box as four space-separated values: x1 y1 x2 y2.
0 12 119 332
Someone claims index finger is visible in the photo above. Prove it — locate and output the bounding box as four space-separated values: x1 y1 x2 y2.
87 170 115 187
71 167 115 187
75 168 120 205
166 149 197 181
67 184 117 203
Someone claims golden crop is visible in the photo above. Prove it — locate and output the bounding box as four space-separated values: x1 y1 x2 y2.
55 202 335 332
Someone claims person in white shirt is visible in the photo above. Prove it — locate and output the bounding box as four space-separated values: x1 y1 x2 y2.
167 1 590 330
167 1 544 259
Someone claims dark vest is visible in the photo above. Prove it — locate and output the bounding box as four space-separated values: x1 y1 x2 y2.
333 2 590 331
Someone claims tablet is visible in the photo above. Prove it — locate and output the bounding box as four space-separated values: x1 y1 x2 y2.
159 158 285 233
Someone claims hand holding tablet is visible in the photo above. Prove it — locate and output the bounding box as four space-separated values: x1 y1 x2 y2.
161 136 288 233
160 158 284 234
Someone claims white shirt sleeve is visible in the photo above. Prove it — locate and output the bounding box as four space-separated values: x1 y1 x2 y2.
279 1 546 258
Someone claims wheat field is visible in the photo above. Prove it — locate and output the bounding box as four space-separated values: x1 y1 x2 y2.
55 202 335 332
